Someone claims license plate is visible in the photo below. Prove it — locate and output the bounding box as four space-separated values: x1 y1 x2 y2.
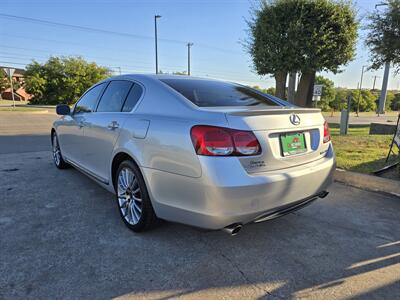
280 132 307 156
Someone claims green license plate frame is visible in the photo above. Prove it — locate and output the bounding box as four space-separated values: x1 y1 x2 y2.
280 132 307 156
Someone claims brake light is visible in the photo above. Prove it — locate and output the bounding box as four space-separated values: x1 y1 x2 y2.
191 125 261 156
323 121 331 143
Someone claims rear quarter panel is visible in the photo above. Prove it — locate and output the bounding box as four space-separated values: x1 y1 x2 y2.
113 76 229 179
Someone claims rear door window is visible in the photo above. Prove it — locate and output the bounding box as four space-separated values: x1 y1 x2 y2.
74 83 106 113
160 79 279 107
97 80 133 112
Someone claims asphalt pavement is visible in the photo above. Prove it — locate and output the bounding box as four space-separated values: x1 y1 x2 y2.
0 111 57 154
0 111 399 299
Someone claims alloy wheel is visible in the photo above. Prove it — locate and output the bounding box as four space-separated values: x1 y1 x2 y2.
52 134 61 166
117 167 143 225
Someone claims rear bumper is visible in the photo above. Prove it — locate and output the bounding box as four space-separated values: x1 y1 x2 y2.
143 146 335 230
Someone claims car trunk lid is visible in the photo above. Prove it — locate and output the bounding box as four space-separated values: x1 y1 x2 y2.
219 107 330 173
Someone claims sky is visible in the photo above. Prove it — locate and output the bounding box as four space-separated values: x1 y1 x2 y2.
0 0 399 90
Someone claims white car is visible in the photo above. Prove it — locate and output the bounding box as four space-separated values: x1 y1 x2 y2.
52 74 335 235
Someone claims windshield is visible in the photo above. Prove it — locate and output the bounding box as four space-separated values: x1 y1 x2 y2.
160 78 280 107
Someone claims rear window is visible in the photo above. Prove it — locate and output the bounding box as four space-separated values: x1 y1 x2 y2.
160 79 279 107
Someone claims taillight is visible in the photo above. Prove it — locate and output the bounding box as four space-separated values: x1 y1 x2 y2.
190 125 261 156
323 121 331 143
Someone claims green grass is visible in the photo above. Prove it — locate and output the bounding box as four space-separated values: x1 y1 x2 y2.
329 123 398 175
322 111 399 117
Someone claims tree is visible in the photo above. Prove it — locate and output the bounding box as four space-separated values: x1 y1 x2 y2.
252 85 276 95
365 0 400 73
0 70 7 92
332 88 349 111
314 75 336 111
25 57 111 105
247 0 358 106
350 89 377 112
247 0 305 99
391 93 400 110
265 87 276 95
383 90 395 111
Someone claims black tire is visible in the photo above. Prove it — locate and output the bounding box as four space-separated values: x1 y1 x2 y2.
51 132 69 169
114 160 158 232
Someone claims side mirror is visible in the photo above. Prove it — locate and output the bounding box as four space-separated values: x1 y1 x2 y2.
56 104 70 116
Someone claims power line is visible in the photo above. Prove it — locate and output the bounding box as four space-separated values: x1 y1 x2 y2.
0 13 181 44
1 33 243 67
0 61 28 66
0 13 243 55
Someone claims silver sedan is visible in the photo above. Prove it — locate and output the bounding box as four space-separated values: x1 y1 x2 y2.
52 74 335 235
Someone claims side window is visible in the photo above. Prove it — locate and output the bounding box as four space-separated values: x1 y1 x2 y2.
122 84 143 112
74 83 105 113
97 81 133 112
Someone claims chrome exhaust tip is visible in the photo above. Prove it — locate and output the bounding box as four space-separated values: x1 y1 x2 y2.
319 191 329 198
223 223 242 236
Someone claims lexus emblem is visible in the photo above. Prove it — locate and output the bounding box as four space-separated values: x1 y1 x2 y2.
289 113 301 125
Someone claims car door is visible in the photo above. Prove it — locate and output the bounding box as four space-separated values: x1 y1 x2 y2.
57 83 106 164
82 80 143 183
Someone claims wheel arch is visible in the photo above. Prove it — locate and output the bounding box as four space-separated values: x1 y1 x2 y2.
111 151 141 191
50 128 56 143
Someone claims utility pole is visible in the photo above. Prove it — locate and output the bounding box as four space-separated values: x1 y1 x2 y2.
154 15 161 74
187 42 193 76
356 65 367 116
372 75 380 90
378 61 390 114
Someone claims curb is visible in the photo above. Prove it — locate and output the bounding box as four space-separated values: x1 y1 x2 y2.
334 169 400 197
0 109 49 114
28 109 49 114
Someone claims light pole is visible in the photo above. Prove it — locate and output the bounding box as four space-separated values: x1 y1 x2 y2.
154 15 161 74
187 42 193 76
356 65 367 116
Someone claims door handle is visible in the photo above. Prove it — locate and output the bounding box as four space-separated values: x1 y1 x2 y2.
107 121 119 130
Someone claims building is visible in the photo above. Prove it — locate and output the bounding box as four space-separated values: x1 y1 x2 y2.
1 66 32 101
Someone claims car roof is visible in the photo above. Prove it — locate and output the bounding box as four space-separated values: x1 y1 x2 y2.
104 73 223 83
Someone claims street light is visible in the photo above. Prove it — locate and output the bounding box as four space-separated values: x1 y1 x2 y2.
356 65 368 116
154 15 161 74
187 42 193 75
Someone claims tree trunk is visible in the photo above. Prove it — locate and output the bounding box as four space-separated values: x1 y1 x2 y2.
287 72 296 103
294 70 316 107
274 71 287 100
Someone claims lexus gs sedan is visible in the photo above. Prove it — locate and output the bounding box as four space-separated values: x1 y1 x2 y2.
52 74 335 235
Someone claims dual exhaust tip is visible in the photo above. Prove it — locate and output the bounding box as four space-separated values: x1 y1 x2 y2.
222 191 329 236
